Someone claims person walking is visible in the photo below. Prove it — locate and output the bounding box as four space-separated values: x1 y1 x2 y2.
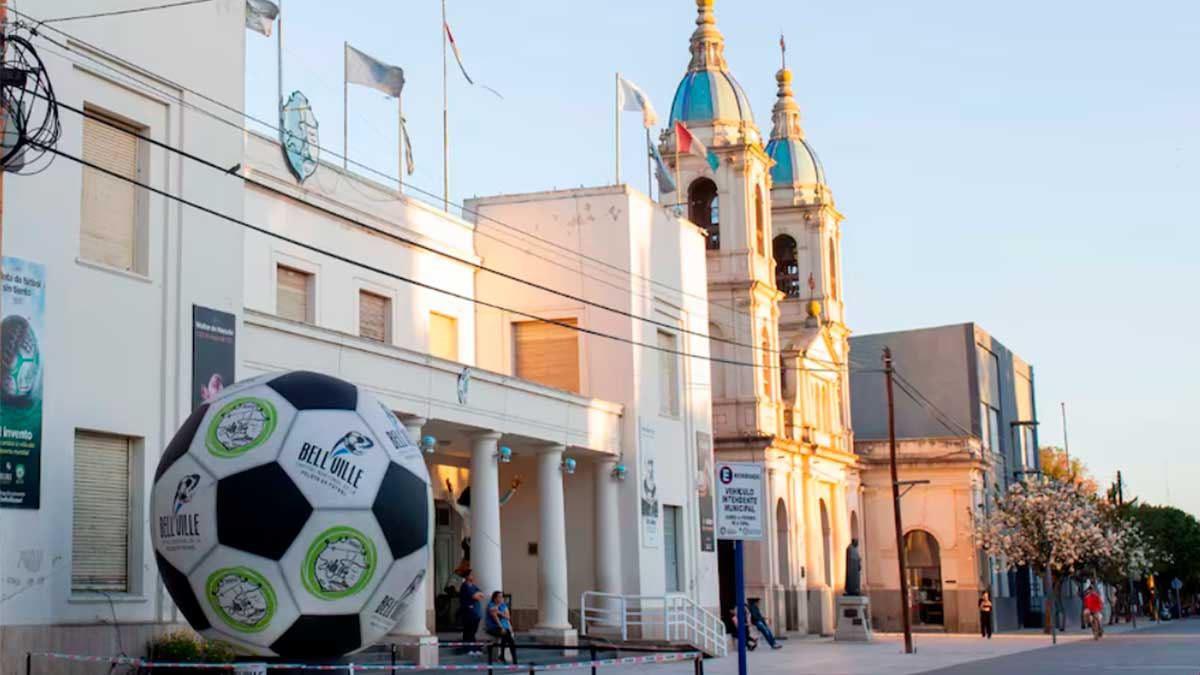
747 599 782 650
978 591 994 639
727 609 757 651
485 590 518 664
458 570 485 654
1084 585 1105 640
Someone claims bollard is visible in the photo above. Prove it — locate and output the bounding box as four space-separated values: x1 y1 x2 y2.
589 645 597 675
486 643 494 675
25 652 31 675
390 643 397 675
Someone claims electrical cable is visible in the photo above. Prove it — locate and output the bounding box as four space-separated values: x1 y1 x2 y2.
891 371 977 439
33 0 213 25
30 138 872 376
14 10 838 346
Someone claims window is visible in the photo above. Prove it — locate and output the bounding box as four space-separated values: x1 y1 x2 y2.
359 291 391 342
514 318 579 393
658 330 680 417
276 265 314 323
754 185 766 256
80 109 143 271
429 312 459 361
72 431 131 592
977 346 1001 453
760 328 772 399
663 505 683 593
688 178 719 250
827 238 839 300
773 235 800 298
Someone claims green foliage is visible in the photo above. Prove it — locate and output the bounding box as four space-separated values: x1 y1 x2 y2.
1131 503 1200 589
147 630 236 664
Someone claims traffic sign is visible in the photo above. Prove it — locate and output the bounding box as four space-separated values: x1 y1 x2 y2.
715 462 765 540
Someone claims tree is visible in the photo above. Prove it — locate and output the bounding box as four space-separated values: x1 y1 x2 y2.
1130 504 1200 590
1039 446 1098 495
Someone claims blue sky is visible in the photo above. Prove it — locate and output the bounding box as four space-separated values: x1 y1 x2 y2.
246 0 1200 516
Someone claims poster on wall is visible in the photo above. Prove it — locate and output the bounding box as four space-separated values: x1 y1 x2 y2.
1 257 46 509
639 423 660 548
695 431 715 552
192 306 236 410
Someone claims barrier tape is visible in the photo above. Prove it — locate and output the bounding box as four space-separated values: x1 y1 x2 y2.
30 651 701 672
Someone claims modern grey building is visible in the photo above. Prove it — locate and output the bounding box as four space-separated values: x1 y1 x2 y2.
849 323 1042 632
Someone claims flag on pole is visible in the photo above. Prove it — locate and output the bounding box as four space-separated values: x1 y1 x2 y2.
675 120 719 172
245 0 278 36
345 44 405 98
400 115 415 176
649 137 676 194
444 21 503 98
617 75 657 129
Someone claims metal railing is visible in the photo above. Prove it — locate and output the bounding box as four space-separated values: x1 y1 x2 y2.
580 592 727 658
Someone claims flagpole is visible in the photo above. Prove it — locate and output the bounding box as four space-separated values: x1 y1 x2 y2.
645 128 652 198
397 94 404 194
276 0 283 107
615 72 621 185
674 127 681 212
343 42 349 170
441 0 449 212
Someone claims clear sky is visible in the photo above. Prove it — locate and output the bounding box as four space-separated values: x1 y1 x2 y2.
246 0 1200 516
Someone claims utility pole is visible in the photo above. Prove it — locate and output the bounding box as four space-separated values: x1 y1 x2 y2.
1118 470 1137 629
884 347 913 654
1060 402 1070 467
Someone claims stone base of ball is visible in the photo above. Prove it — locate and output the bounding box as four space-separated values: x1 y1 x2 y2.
384 634 439 666
530 626 578 656
834 596 873 642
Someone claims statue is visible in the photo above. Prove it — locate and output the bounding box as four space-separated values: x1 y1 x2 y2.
844 538 862 596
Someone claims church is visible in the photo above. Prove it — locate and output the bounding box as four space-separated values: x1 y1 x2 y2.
657 0 861 636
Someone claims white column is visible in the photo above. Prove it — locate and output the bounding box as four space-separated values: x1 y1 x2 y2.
594 458 622 596
470 431 504 595
390 417 437 666
536 445 571 631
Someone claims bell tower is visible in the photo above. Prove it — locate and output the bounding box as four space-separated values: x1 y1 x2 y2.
659 0 783 439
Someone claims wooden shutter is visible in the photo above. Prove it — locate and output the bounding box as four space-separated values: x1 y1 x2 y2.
276 266 311 322
429 312 458 361
72 431 130 592
658 331 678 416
514 319 579 393
359 291 390 342
81 113 140 271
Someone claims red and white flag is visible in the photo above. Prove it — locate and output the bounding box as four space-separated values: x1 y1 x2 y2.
674 121 720 172
445 21 503 99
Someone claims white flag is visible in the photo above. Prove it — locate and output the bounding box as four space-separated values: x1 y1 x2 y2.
617 75 657 129
245 0 278 37
345 44 405 98
400 116 415 176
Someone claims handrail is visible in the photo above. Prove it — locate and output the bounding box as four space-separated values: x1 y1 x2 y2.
580 591 727 658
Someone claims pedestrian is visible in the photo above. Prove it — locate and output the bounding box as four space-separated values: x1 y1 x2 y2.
727 609 757 650
746 599 782 650
978 591 994 639
485 590 518 664
1084 585 1104 640
458 569 485 654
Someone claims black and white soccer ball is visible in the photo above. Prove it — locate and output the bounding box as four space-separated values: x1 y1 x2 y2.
150 371 430 658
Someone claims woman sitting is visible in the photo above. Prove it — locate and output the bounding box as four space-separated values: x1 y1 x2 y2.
485 591 518 664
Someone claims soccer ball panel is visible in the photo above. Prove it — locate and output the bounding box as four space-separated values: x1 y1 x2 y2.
155 403 210 483
216 462 312 560
279 410 390 509
190 548 301 648
151 454 218 575
356 398 429 479
155 552 211 631
268 371 357 411
280 509 394 615
359 550 428 646
372 462 430 560
270 614 362 659
190 384 299 480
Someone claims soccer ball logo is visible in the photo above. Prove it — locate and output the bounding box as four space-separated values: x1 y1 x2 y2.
150 371 430 658
1 315 40 407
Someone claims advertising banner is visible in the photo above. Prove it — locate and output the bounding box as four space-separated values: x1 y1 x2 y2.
696 431 715 551
192 306 236 410
1 257 46 509
639 423 659 548
715 461 764 540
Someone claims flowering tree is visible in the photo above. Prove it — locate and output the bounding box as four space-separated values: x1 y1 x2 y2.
1039 446 1098 495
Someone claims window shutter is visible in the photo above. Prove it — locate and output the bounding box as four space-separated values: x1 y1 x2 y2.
359 291 389 342
276 266 311 323
429 312 458 361
514 319 579 393
72 431 131 592
658 331 679 416
81 113 140 271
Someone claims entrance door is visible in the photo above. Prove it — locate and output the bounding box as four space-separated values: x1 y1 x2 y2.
904 530 944 626
433 500 464 631
663 505 682 593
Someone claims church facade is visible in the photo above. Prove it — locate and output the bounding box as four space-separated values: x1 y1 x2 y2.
657 0 861 636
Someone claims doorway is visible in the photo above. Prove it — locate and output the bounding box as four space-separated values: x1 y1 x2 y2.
433 500 465 631
904 530 944 626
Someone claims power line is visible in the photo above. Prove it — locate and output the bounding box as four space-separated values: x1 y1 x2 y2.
892 370 976 439
33 0 213 24
15 12 830 345
29 139 869 376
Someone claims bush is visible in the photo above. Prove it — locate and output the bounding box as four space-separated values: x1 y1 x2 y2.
147 630 236 664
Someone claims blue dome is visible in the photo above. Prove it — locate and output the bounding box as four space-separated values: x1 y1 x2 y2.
669 69 754 126
766 137 825 186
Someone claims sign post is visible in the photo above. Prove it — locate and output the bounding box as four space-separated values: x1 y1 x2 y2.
716 461 764 675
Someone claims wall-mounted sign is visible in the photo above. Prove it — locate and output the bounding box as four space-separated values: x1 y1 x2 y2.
639 423 659 548
192 306 236 410
280 90 319 183
1 257 46 509
696 432 715 552
715 462 764 541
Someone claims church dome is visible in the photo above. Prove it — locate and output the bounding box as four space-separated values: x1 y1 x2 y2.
667 0 754 127
766 67 828 188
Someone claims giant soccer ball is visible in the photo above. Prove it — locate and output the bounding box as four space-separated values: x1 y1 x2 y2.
150 371 430 658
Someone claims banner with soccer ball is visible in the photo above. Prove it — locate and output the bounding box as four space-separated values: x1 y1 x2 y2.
1 256 46 509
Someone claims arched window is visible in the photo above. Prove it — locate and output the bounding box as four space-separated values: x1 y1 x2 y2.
904 530 944 626
828 238 838 300
688 178 719 250
754 184 766 256
773 235 800 298
760 327 772 399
